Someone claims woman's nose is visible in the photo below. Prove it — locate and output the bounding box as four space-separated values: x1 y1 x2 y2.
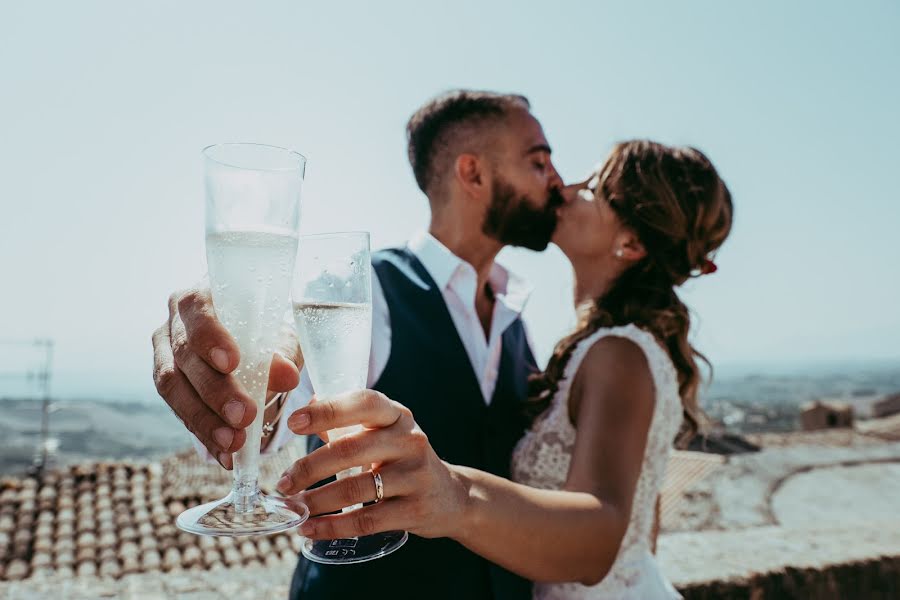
561 180 586 205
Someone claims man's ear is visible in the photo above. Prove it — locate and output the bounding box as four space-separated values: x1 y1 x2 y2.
455 153 488 199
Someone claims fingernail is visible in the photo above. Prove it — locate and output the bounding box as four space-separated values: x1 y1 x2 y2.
299 521 315 536
210 348 230 371
213 427 234 450
218 452 232 469
277 475 292 493
223 401 245 426
289 412 310 430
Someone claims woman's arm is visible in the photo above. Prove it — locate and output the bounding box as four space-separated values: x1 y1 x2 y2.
451 336 656 584
453 468 621 584
276 337 656 585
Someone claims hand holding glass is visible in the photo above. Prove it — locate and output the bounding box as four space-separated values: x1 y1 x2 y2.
177 143 309 536
291 232 407 563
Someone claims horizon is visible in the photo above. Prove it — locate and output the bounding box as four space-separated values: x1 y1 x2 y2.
3 351 900 404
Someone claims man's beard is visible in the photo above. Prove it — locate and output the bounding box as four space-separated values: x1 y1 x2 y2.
481 175 564 251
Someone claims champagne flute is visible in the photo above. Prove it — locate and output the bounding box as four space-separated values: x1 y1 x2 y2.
291 232 407 563
177 143 309 536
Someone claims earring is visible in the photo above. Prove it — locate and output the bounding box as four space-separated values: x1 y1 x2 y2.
615 248 624 258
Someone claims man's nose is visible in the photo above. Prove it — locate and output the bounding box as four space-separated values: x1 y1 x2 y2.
547 160 564 189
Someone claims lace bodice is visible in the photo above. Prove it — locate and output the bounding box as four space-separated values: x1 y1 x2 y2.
511 324 683 600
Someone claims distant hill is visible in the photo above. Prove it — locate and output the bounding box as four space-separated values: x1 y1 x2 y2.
2 362 898 473
0 398 189 476
701 362 900 433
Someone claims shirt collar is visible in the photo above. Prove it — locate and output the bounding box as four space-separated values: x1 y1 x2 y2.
489 260 531 314
407 230 532 315
407 230 463 292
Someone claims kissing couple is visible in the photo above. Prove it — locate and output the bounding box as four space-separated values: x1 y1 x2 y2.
154 89 732 599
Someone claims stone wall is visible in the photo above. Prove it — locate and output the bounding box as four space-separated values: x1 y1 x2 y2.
661 522 900 600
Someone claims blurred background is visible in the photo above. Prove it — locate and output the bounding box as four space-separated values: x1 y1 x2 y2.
3 0 899 401
1 1 898 596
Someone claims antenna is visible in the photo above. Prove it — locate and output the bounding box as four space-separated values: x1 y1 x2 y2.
36 338 55 474
0 338 55 475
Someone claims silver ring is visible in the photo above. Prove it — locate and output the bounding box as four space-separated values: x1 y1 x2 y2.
372 470 384 503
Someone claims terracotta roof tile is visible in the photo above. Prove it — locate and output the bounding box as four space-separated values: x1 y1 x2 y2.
223 547 242 566
139 537 157 552
121 556 140 575
142 550 161 570
76 561 96 577
6 558 29 580
75 547 96 563
202 548 222 567
99 559 120 578
182 546 201 567
659 450 725 532
265 553 283 568
98 547 116 563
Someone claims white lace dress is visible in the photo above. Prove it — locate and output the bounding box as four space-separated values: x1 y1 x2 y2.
511 324 683 600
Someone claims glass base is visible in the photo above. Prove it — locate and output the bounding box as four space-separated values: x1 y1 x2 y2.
301 530 408 564
177 490 309 537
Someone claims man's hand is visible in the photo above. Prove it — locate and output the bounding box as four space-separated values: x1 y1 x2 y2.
277 390 467 540
151 284 302 468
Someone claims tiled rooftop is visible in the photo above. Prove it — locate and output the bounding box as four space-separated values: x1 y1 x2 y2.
659 450 724 533
0 440 308 583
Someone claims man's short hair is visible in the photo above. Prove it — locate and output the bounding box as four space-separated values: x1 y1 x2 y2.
406 90 530 196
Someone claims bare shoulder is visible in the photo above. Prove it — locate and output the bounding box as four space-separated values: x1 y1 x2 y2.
567 334 655 428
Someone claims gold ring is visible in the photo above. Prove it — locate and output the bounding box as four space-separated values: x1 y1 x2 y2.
372 470 384 503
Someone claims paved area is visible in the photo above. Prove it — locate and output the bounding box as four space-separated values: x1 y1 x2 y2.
772 462 900 527
664 439 900 533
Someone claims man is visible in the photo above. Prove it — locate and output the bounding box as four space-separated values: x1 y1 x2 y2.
152 89 564 599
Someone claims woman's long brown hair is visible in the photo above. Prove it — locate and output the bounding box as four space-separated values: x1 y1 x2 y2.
528 140 734 447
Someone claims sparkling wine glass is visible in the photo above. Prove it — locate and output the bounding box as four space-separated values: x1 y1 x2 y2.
291 232 407 563
177 143 310 536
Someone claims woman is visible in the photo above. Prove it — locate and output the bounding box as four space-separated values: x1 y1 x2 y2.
282 140 733 599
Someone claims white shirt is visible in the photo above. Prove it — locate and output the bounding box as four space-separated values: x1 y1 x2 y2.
264 231 534 455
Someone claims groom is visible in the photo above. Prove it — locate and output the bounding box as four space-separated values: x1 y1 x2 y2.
152 89 564 600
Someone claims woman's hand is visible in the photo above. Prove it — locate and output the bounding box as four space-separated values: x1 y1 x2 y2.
276 390 469 540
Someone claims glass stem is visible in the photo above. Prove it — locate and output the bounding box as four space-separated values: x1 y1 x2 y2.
231 369 267 513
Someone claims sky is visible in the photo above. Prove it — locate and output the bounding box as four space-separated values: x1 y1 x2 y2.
1 1 898 402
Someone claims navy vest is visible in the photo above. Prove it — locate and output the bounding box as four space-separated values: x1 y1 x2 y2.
290 248 537 600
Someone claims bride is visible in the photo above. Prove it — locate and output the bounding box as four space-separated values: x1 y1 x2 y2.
280 139 733 599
